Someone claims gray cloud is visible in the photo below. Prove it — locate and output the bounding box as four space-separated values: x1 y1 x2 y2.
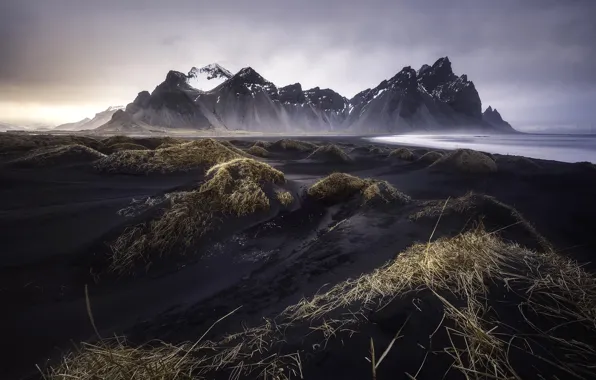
1 0 595 128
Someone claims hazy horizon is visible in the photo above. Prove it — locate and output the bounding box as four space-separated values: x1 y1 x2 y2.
1 0 595 131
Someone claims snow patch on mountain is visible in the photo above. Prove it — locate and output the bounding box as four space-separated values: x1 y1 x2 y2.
187 64 233 91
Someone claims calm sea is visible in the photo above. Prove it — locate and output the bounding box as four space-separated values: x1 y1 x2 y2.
369 134 596 164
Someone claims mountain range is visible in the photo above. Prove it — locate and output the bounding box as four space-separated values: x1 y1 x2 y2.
65 58 516 133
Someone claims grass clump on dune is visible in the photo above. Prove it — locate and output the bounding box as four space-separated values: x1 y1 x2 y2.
307 173 367 203
247 145 269 157
51 228 596 379
276 190 294 207
387 147 414 161
270 139 318 152
308 172 409 205
95 139 243 174
0 133 102 154
110 158 285 273
252 140 272 149
362 180 410 205
46 338 197 380
430 149 497 174
306 144 352 163
8 144 105 167
418 151 443 164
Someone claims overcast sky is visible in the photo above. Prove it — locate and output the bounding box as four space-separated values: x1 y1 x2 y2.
1 0 595 131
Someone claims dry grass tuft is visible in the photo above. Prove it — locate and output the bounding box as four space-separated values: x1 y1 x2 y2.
8 144 105 167
46 338 197 380
307 173 367 203
49 225 596 379
270 139 318 152
361 180 411 205
276 190 294 207
247 145 269 157
306 144 352 163
109 158 285 273
430 149 498 174
387 147 415 161
418 151 444 164
308 173 409 206
95 139 243 174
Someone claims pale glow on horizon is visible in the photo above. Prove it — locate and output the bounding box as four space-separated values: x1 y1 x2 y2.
0 102 117 126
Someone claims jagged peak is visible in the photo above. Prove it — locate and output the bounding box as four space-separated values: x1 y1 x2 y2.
485 106 493 113
189 63 233 80
105 105 125 112
165 70 188 85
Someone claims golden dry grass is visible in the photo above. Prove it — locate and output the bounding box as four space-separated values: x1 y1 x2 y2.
246 145 269 157
270 139 318 152
109 158 285 273
46 338 197 380
387 147 415 161
95 139 243 174
306 144 352 163
218 140 251 157
430 149 498 174
276 190 294 207
361 180 411 205
8 144 106 167
308 173 409 205
51 227 596 380
307 173 367 202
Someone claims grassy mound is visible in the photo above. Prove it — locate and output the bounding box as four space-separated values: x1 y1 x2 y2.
308 173 409 205
270 139 318 152
306 144 352 163
246 145 269 157
418 151 443 164
49 230 596 379
7 144 106 167
387 147 414 161
0 133 102 154
100 136 185 150
218 140 251 157
362 180 411 205
109 158 285 273
252 140 272 149
95 139 243 174
107 143 150 152
496 155 543 173
350 145 387 155
307 173 367 203
430 149 498 174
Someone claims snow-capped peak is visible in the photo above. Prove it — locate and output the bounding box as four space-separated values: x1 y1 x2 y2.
106 105 125 112
187 63 233 91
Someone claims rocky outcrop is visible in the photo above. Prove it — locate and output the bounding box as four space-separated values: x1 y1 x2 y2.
483 106 514 131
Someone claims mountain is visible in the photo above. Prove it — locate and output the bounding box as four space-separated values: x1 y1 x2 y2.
483 106 513 131
346 57 498 132
97 58 514 133
55 106 125 131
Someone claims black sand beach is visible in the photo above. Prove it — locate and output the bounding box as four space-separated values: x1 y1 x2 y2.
2 133 596 379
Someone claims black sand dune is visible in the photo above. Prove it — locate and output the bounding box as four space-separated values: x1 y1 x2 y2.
2 133 596 379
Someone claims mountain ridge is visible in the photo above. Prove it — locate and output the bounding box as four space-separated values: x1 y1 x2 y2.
87 59 516 133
